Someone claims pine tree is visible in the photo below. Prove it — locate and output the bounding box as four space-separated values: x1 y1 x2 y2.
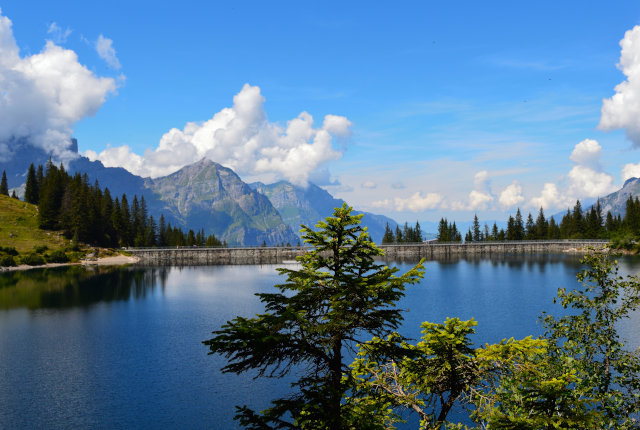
491 222 499 241
382 222 394 244
472 214 480 242
24 163 39 204
0 170 8 196
414 221 423 242
535 207 548 240
525 212 535 239
203 204 424 428
395 225 403 243
514 208 525 240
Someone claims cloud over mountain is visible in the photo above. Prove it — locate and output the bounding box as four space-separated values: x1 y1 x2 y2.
529 139 615 209
88 84 351 185
0 9 118 162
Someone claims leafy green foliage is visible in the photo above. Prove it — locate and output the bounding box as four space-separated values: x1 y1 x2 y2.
45 250 70 263
541 250 640 427
203 204 424 429
20 253 45 266
0 254 16 267
350 318 550 429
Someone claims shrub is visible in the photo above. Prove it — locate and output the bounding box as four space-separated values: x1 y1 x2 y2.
45 250 69 263
21 253 46 266
0 246 18 256
33 245 49 254
0 255 16 267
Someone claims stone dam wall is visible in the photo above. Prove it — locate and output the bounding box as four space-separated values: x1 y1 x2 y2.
128 240 608 266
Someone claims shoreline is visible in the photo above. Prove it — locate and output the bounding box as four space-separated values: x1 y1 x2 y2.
0 254 141 272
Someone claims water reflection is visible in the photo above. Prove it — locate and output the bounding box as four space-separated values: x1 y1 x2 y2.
0 266 170 310
383 252 583 268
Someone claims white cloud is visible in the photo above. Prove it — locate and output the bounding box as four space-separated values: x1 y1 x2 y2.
529 183 568 209
371 199 392 209
567 165 615 198
528 138 615 209
95 35 121 69
393 192 443 212
473 170 491 192
467 190 493 210
0 9 118 161
361 181 377 189
450 170 495 211
569 138 602 170
391 182 406 189
93 84 351 185
498 181 524 208
622 162 640 182
47 22 71 44
600 25 640 147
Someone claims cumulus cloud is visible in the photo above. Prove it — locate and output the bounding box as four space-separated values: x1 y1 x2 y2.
622 162 640 182
567 165 615 197
0 9 118 161
529 183 568 210
528 139 615 209
569 138 602 169
600 26 640 146
498 181 524 209
361 181 377 189
451 170 495 211
394 192 443 212
92 84 351 185
95 35 121 69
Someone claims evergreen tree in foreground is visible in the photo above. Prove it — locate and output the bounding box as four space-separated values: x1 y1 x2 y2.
203 204 424 428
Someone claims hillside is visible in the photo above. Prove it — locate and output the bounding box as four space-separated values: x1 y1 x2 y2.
0 195 69 253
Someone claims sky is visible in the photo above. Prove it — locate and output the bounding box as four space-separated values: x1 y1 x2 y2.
2 1 640 223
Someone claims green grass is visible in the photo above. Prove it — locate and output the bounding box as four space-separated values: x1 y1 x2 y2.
0 195 71 254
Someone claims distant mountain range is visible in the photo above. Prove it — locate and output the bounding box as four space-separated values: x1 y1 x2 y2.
249 181 398 242
0 140 397 245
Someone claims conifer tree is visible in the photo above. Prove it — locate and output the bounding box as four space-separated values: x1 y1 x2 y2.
24 163 39 204
472 214 480 242
525 212 535 239
0 170 8 196
535 207 547 240
204 204 424 428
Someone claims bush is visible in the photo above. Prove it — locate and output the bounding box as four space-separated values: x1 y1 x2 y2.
21 253 46 266
33 245 49 254
45 250 69 263
0 246 18 256
0 255 16 267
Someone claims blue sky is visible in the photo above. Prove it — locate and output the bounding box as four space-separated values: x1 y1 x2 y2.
2 1 640 222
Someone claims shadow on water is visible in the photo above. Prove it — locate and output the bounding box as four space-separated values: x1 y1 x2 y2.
0 266 170 310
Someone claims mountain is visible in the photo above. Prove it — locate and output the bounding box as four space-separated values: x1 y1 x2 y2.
250 180 398 243
594 177 640 217
0 140 395 246
147 159 299 246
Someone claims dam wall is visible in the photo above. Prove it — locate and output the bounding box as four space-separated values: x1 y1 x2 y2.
128 240 608 266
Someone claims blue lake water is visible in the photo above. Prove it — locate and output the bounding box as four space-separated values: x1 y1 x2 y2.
1 254 639 429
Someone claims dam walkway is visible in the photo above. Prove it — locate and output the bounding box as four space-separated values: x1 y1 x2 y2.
127 240 609 266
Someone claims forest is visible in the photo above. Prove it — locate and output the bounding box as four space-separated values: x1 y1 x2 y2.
5 162 225 248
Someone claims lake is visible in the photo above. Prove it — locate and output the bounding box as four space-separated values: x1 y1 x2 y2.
1 254 639 429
